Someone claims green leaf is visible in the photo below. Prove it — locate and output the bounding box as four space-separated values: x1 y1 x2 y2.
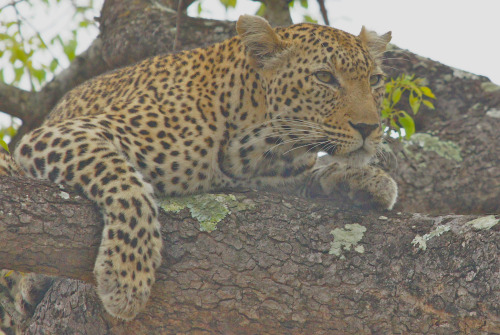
300 0 308 8
0 137 9 152
5 124 17 138
412 86 422 98
219 0 236 9
391 87 402 104
409 92 421 115
380 106 390 119
422 99 435 110
49 59 58 72
79 20 90 28
11 45 29 63
5 21 17 29
13 67 24 83
62 37 78 61
385 82 393 93
51 35 62 45
397 111 415 139
256 3 266 16
3 270 14 277
410 100 421 115
197 1 202 15
420 86 436 99
32 68 46 85
303 15 317 24
75 6 89 14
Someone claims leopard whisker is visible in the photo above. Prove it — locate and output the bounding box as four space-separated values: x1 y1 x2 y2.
282 139 332 155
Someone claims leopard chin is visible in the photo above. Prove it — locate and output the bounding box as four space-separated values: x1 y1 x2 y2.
330 146 377 168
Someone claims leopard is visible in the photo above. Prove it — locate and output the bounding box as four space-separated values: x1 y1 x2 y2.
0 15 397 321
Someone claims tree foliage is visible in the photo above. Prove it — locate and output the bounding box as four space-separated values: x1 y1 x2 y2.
382 74 436 139
0 0 102 145
0 0 101 90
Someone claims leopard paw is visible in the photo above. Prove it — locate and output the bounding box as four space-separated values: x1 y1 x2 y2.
348 169 398 210
94 250 156 321
315 164 398 210
94 219 162 321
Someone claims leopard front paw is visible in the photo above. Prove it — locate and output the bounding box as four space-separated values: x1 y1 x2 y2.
316 164 398 210
348 169 398 210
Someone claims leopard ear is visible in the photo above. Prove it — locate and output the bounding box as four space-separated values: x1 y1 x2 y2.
236 15 287 67
358 26 392 58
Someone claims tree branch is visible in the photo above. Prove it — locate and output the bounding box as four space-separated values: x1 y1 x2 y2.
251 0 293 26
172 0 183 50
0 82 32 121
1 176 499 333
317 0 330 26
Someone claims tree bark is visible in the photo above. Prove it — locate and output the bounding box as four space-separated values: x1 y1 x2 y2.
1 177 499 334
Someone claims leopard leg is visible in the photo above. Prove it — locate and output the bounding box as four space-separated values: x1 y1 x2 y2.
302 162 398 210
14 122 162 320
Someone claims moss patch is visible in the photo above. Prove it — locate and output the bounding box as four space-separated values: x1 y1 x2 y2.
486 109 500 119
412 224 451 251
329 223 366 259
406 133 462 162
159 194 254 232
465 215 499 230
481 82 500 93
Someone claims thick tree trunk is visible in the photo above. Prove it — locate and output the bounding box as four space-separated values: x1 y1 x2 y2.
1 177 499 334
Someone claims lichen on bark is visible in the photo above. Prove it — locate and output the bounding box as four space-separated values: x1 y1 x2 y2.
159 194 255 232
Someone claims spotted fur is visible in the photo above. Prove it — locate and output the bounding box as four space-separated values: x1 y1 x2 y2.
0 15 397 320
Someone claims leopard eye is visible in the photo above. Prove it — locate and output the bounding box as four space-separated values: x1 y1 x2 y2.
370 74 383 86
314 71 338 86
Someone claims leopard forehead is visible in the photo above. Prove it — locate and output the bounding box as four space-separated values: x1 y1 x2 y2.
276 23 378 79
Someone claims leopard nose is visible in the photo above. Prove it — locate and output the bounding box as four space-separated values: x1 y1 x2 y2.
349 122 379 140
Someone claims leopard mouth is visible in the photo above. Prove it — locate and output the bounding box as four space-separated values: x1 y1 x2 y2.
335 145 377 167
296 136 376 163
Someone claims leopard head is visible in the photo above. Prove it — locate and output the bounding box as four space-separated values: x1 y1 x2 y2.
237 15 391 166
